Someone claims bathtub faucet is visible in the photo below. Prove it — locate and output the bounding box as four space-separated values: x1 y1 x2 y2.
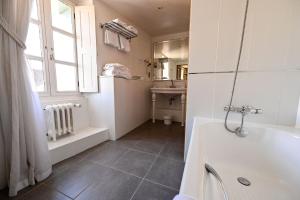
224 105 263 137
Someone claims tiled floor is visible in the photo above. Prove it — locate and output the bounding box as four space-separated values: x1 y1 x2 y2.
1 120 185 200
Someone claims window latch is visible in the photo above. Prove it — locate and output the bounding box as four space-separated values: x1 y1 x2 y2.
50 54 55 61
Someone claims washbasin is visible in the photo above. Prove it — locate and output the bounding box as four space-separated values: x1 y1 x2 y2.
150 87 187 126
150 87 186 94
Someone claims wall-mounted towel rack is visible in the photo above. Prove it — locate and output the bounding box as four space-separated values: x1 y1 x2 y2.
100 21 137 40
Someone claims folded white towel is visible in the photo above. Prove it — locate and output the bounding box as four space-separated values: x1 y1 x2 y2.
103 63 132 79
103 63 128 71
119 35 131 53
104 30 120 48
126 25 138 35
102 68 132 79
112 18 127 28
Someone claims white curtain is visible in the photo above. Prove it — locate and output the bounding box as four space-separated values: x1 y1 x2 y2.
0 0 52 196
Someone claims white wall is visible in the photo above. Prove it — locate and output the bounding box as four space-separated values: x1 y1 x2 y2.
87 77 116 137
92 0 152 78
86 0 153 138
114 78 152 139
88 77 152 140
186 0 300 157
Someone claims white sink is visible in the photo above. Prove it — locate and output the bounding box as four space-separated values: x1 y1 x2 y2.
150 87 187 126
150 87 186 94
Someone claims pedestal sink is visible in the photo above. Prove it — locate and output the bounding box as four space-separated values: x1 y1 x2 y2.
150 87 187 126
150 87 187 94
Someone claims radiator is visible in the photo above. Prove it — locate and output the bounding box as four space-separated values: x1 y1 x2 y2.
44 103 80 141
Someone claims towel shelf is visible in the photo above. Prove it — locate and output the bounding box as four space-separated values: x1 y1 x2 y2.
100 21 137 40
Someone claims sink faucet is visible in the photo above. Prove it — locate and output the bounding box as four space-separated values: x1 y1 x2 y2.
224 105 263 137
170 80 176 88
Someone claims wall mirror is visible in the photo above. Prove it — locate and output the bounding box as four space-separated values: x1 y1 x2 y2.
153 37 189 80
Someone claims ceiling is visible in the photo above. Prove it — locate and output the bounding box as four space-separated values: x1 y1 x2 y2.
98 0 191 36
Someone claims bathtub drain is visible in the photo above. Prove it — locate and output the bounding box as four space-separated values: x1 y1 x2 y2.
237 177 251 186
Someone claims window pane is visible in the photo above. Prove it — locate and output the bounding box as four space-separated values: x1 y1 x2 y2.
55 64 77 91
51 0 73 33
27 59 45 92
25 23 42 57
31 0 39 20
53 31 75 63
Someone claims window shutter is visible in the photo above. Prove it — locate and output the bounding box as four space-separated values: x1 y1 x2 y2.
75 5 98 92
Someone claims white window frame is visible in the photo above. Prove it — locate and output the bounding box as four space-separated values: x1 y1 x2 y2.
27 0 79 97
26 0 51 96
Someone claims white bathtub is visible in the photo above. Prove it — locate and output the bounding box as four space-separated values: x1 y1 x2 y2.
180 118 300 200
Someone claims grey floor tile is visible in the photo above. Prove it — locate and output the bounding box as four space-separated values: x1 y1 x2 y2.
8 121 185 200
84 142 127 166
51 144 106 178
0 182 51 200
167 130 185 144
75 167 141 200
146 157 184 190
132 140 165 154
51 153 85 177
17 184 71 200
160 142 184 161
112 150 155 177
114 137 140 149
132 180 178 200
47 162 112 199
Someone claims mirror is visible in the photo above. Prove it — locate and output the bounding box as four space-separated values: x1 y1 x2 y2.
153 37 189 80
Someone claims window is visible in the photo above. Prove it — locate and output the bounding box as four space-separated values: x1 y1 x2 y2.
26 0 78 95
26 0 46 92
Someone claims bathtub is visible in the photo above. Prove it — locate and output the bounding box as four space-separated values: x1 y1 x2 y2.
180 117 300 200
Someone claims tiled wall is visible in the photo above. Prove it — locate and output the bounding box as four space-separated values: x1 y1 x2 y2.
186 0 300 156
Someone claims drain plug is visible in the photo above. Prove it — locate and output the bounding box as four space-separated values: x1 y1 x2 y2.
237 177 251 186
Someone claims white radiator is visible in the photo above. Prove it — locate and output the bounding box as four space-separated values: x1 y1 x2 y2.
44 103 80 141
